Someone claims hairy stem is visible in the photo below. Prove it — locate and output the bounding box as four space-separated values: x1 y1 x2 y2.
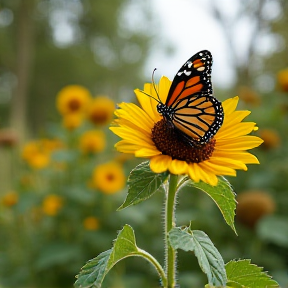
165 174 178 288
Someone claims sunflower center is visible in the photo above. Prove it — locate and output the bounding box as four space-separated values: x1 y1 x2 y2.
68 98 81 111
106 173 115 182
89 111 109 125
151 119 216 163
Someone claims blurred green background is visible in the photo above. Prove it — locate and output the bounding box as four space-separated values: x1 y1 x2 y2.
1 0 288 287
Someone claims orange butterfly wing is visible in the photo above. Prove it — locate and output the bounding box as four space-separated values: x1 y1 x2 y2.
166 50 212 107
172 92 223 143
160 50 223 144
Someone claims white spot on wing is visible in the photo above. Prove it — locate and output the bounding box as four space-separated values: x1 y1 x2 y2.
184 70 191 76
197 66 205 72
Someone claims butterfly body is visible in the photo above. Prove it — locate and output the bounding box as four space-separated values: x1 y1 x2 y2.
157 50 223 146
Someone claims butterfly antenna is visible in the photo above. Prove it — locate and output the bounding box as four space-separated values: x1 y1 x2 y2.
152 68 162 103
138 68 162 104
139 90 160 103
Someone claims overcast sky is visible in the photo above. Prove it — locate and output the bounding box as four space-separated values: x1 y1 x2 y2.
145 0 235 88
146 0 282 89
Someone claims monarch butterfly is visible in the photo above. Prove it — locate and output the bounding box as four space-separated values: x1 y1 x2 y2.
155 50 224 146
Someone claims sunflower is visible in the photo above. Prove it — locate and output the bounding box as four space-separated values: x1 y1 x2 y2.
1 191 19 207
22 139 62 169
62 113 83 130
22 140 50 169
83 216 100 231
110 76 263 186
79 130 106 154
56 85 92 115
277 68 288 92
42 194 63 216
91 162 125 194
87 96 115 126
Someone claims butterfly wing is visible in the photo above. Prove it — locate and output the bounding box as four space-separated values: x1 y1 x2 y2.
158 50 223 145
171 92 223 144
166 50 213 107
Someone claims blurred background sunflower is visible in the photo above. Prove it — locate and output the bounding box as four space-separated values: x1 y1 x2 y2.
1 1 288 287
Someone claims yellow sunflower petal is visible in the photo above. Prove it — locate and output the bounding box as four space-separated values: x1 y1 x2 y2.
111 120 152 140
110 125 153 144
168 159 188 175
212 150 260 164
216 136 263 150
188 163 201 183
150 155 172 173
143 83 159 108
115 140 147 153
209 156 248 171
222 96 239 116
221 111 251 132
216 122 257 139
201 160 237 176
158 76 172 103
116 103 154 131
134 88 159 122
140 76 172 120
135 148 162 157
110 126 154 147
197 165 219 186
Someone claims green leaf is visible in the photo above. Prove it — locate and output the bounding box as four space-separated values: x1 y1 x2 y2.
118 161 168 210
188 177 237 234
75 225 138 288
225 259 279 288
75 224 165 288
169 225 227 287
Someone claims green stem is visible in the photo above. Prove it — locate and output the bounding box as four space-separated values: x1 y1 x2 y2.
165 174 178 288
138 248 167 287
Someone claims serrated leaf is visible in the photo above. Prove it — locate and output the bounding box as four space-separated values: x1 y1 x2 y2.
75 225 165 288
188 177 237 234
169 226 227 287
118 161 168 210
225 259 279 288
75 225 139 288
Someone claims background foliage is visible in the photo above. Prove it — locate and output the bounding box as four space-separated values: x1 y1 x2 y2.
0 0 288 287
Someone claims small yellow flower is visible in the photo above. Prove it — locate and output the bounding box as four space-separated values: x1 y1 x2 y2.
110 76 263 186
62 113 83 130
22 139 61 169
41 139 63 151
1 191 18 207
22 141 50 169
56 85 92 115
277 68 288 92
83 216 100 230
236 190 275 228
87 96 115 126
22 141 39 160
79 130 106 154
29 153 50 169
91 162 125 194
42 194 63 216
